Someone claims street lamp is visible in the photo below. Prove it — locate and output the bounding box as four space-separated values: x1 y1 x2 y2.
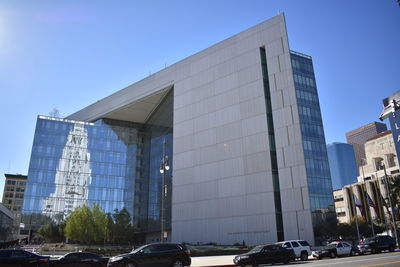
381 161 399 247
159 137 170 243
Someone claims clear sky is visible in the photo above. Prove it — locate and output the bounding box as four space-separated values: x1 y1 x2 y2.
0 0 399 199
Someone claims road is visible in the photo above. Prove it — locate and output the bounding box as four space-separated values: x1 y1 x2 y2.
192 252 400 267
261 252 400 267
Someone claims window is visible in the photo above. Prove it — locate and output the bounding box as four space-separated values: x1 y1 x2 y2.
11 250 29 258
337 243 343 248
155 244 178 252
64 253 79 260
291 242 300 247
299 241 310 246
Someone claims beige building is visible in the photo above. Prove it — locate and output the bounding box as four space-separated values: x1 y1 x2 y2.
358 130 398 181
346 122 387 176
2 174 27 236
335 130 399 228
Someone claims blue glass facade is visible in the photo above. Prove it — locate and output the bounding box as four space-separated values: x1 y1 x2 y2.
291 51 336 239
326 143 358 190
23 91 173 234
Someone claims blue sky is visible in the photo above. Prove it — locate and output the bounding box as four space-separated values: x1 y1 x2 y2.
0 0 399 198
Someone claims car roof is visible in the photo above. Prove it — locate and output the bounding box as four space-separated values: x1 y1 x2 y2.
276 240 306 243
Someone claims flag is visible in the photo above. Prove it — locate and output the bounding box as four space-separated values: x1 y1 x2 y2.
354 194 364 217
367 193 376 208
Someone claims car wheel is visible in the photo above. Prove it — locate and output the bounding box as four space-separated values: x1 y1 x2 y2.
283 258 290 264
172 259 184 267
301 251 308 261
252 260 258 266
329 251 336 258
124 261 136 267
390 246 395 252
371 247 377 254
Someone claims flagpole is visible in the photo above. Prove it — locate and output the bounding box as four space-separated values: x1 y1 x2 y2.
366 190 375 236
351 189 361 242
361 161 375 236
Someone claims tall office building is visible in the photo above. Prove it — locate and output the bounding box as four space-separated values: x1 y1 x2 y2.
326 143 358 189
23 14 334 245
2 174 27 235
346 122 387 174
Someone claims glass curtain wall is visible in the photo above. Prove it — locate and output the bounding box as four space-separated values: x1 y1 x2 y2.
141 90 173 234
22 117 141 230
260 47 284 241
291 51 336 244
22 89 173 235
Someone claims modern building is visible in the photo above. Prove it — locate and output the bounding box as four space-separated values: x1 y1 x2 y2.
346 122 387 175
2 174 27 236
327 143 358 190
0 203 13 242
22 14 335 245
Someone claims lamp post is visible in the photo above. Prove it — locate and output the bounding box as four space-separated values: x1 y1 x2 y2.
159 137 170 243
382 161 399 247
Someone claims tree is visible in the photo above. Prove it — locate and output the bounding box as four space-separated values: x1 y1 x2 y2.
336 217 386 240
112 208 135 245
106 213 115 244
65 204 107 244
379 175 400 231
92 204 108 243
38 221 64 242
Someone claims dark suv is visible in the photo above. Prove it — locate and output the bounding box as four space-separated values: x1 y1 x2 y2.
0 249 50 267
107 243 191 267
357 235 396 254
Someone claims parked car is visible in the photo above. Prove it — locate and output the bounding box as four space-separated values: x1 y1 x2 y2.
107 243 191 267
233 244 295 266
357 235 396 254
0 248 50 267
276 239 311 261
312 241 356 259
51 252 109 267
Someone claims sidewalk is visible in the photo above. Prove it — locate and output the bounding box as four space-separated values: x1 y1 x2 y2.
191 255 235 267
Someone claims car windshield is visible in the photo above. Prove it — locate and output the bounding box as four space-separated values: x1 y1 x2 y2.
131 245 148 254
249 246 263 253
362 238 375 244
327 243 337 248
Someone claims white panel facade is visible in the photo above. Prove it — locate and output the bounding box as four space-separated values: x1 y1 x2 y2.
170 14 312 245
